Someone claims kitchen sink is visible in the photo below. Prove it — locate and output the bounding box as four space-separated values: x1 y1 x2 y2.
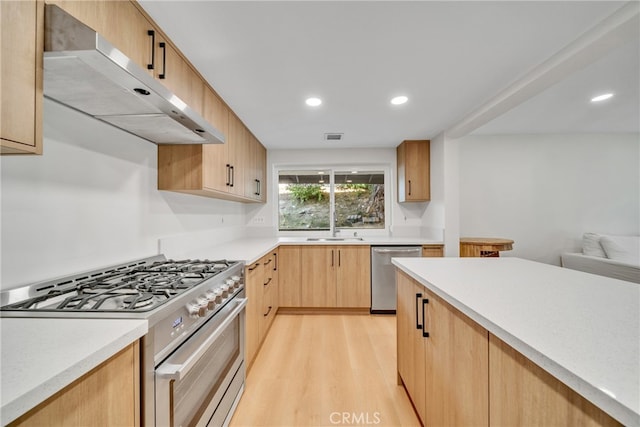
306 237 364 242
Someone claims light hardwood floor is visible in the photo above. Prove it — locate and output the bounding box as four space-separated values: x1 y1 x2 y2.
230 314 420 427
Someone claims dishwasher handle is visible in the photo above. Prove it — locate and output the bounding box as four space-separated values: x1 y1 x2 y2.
372 248 422 254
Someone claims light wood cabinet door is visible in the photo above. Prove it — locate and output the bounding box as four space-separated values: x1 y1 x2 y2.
1 0 43 154
422 244 444 257
397 140 430 202
10 342 140 426
256 141 267 202
260 253 277 337
423 286 489 427
152 33 203 115
300 246 337 307
202 88 230 192
336 245 371 308
245 260 263 366
279 246 301 307
270 248 279 312
243 132 267 201
227 113 247 197
396 270 427 423
489 334 620 427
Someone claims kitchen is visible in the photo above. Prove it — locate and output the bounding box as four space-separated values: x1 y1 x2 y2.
1 1 639 426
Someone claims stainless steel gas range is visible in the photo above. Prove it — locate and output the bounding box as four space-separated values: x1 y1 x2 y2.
0 255 247 427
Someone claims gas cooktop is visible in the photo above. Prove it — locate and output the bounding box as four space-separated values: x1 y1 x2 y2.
0 256 241 313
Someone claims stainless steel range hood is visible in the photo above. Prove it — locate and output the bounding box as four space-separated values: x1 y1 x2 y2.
43 4 224 145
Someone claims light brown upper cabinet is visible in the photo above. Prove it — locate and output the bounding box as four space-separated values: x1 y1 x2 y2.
1 0 44 154
157 89 266 203
244 132 267 202
397 140 430 202
151 33 203 115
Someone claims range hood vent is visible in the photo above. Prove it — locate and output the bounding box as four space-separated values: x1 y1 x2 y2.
43 4 224 145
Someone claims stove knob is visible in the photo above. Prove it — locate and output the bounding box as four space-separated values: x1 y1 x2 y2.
205 290 218 310
186 303 201 318
226 279 237 290
220 284 230 297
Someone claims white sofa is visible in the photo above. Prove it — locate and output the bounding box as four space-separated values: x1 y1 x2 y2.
561 233 640 284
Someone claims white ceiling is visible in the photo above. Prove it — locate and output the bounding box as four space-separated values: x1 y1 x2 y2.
138 1 638 149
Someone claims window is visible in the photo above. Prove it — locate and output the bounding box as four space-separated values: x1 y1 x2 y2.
278 169 386 233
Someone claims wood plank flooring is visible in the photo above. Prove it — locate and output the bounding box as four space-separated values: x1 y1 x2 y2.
230 314 420 427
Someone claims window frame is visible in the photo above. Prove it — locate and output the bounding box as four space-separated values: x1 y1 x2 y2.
274 165 391 237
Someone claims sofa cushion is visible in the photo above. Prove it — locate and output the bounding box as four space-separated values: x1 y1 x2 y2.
600 235 640 266
582 232 606 257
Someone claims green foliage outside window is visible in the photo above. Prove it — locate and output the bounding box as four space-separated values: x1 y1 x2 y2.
287 184 327 203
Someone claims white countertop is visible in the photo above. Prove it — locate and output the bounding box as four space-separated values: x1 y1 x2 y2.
392 257 639 426
0 318 147 425
179 236 443 265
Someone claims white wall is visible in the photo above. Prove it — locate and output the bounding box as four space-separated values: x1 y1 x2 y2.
458 133 639 265
0 99 247 290
246 147 441 238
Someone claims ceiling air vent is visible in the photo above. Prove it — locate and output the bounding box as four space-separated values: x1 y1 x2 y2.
324 133 344 141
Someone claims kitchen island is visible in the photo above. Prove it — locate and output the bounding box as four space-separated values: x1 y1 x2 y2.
393 257 639 426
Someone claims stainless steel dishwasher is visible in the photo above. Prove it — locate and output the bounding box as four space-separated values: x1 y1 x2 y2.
371 246 422 313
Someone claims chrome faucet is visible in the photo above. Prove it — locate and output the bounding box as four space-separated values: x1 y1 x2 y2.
332 211 340 237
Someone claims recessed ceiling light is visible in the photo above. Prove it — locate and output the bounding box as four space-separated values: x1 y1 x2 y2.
317 171 325 174
591 93 614 103
351 171 358 174
306 97 322 107
391 95 408 105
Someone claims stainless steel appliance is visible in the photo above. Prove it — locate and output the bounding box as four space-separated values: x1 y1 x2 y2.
371 246 422 313
44 4 224 145
0 255 246 427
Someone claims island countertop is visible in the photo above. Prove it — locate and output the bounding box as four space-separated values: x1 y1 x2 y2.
392 257 639 426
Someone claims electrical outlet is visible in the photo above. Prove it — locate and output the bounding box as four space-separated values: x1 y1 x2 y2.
252 216 265 224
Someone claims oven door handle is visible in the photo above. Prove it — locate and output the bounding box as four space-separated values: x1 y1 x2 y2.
156 298 247 381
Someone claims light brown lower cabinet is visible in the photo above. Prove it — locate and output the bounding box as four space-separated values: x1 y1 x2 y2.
245 250 279 369
396 270 488 426
489 334 620 426
9 341 140 427
397 270 622 427
278 245 302 307
422 244 444 257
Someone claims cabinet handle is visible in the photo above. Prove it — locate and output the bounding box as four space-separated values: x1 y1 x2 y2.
255 179 260 196
331 250 334 267
415 293 422 330
158 42 166 79
225 164 231 186
230 166 235 187
264 259 272 266
422 298 430 338
263 306 272 317
408 180 412 196
263 277 271 286
273 253 278 271
338 250 341 267
147 30 155 70
248 262 259 271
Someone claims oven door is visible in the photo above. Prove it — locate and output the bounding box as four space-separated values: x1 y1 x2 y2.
155 297 247 427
